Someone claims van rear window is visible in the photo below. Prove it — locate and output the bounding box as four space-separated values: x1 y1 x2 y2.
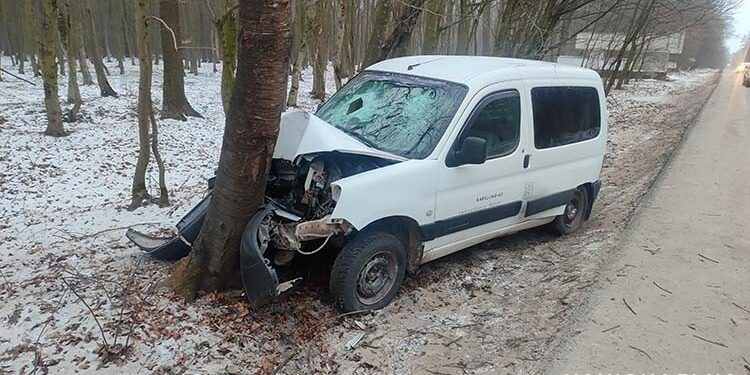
531 87 601 149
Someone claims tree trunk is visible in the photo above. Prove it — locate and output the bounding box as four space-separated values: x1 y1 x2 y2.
160 0 202 120
333 0 347 90
84 0 118 97
170 0 291 299
421 0 441 54
39 0 65 137
363 0 392 67
369 0 427 64
215 0 237 115
287 0 304 107
78 41 94 85
309 0 327 100
22 0 41 77
130 0 154 209
456 0 469 54
61 0 81 122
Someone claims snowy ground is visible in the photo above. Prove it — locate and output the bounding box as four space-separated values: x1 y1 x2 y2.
0 57 718 374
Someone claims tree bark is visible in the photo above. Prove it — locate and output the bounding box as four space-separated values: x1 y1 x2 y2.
39 0 65 137
170 0 291 299
363 0 392 68
421 0 441 54
84 0 118 97
160 0 202 120
309 0 327 100
368 0 427 64
21 0 40 77
61 0 81 122
78 41 94 85
287 0 305 107
214 0 237 115
333 0 347 90
130 0 154 209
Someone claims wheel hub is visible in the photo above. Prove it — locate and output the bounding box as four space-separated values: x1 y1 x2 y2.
564 202 579 220
356 254 395 304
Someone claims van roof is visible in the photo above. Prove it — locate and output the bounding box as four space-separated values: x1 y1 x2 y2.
366 55 601 86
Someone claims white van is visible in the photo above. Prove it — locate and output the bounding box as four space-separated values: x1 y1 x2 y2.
129 56 607 312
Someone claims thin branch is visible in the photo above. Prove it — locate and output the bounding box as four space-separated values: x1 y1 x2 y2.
61 277 109 347
0 68 37 85
146 16 177 52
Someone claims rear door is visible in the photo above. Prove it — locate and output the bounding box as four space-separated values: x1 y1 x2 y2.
522 81 606 219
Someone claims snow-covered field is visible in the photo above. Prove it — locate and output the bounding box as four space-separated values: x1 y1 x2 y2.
0 57 717 374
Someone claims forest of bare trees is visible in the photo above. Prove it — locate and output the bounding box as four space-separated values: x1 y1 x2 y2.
0 0 739 110
0 0 741 297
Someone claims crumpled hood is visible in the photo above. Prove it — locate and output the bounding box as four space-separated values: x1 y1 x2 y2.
273 111 407 162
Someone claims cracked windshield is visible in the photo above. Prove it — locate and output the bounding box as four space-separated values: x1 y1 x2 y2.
316 71 468 159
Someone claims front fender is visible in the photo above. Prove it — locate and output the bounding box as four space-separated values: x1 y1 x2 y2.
330 159 439 230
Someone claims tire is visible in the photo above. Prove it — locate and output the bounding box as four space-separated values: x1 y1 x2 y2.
330 230 407 312
551 187 589 235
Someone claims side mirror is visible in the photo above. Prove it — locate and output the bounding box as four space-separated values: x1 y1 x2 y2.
452 136 487 166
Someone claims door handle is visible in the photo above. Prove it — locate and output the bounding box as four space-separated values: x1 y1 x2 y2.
523 154 531 169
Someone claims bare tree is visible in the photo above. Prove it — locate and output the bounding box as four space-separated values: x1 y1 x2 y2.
170 0 291 299
60 0 82 122
84 0 118 97
206 0 238 114
159 0 202 120
130 0 169 210
39 0 65 137
309 0 328 99
287 0 305 107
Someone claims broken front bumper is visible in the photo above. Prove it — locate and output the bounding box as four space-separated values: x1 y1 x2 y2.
125 179 282 308
239 205 280 308
126 192 212 261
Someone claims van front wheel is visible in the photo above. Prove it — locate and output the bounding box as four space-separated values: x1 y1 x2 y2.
330 230 407 312
552 187 589 235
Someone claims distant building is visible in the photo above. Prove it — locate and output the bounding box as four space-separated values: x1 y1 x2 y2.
557 31 686 79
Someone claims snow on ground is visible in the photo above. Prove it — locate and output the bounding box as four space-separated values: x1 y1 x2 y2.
0 57 717 374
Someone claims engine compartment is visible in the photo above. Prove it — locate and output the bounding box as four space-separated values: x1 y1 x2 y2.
259 152 393 265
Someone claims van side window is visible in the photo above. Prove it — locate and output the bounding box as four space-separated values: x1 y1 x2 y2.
531 87 601 149
458 91 521 159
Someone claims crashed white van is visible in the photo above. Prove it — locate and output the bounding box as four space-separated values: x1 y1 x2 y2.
128 56 607 312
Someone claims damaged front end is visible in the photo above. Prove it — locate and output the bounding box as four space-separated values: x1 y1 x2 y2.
239 152 385 307
127 111 398 308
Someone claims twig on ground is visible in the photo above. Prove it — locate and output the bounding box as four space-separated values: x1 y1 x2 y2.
443 335 463 347
622 298 637 315
732 302 750 315
652 281 672 294
334 309 372 319
628 345 653 361
692 334 727 348
271 348 299 375
601 325 621 333
30 286 70 375
114 259 142 346
0 268 12 291
61 277 109 346
698 253 719 264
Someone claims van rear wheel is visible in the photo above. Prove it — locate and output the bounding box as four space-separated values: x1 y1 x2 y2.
330 230 406 312
552 187 588 235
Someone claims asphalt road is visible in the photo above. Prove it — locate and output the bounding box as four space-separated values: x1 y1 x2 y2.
549 70 750 373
